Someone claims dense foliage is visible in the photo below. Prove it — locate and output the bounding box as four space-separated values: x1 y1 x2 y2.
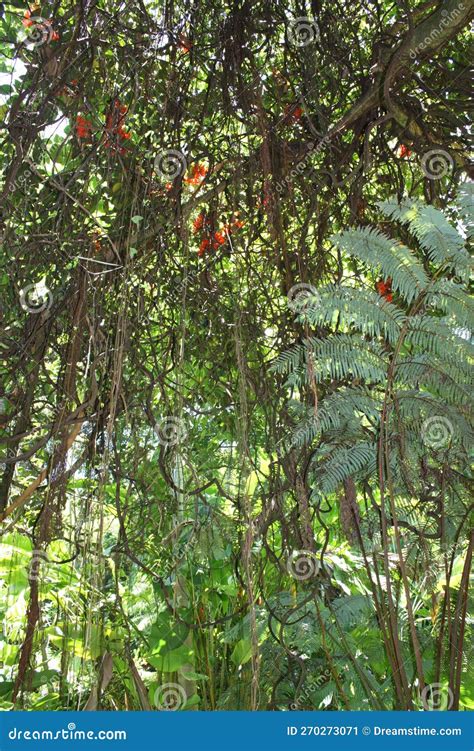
0 0 472 712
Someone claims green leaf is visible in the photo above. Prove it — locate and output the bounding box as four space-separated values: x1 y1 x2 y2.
230 638 253 666
148 644 195 673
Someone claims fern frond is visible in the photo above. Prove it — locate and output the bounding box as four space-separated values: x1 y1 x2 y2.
456 182 474 239
312 441 376 496
270 342 305 375
330 227 429 304
378 199 470 281
407 316 474 360
302 285 406 344
391 392 473 452
287 388 381 450
394 357 473 406
304 335 388 383
425 279 474 331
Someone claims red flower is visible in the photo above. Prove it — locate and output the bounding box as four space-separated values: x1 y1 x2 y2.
22 10 33 28
212 230 226 249
75 115 92 139
179 34 192 53
104 100 131 151
377 278 393 302
185 163 207 185
193 213 205 233
284 103 303 124
198 238 210 256
398 144 412 158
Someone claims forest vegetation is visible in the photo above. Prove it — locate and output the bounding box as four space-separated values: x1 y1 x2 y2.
0 0 472 712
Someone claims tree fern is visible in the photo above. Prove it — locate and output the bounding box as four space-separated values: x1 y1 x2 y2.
275 196 472 511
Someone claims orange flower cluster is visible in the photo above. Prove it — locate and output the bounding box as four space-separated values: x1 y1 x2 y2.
75 115 92 139
23 9 60 40
91 232 103 254
193 214 244 257
185 162 208 186
178 33 192 53
284 104 303 123
105 99 131 154
398 144 412 158
376 278 393 303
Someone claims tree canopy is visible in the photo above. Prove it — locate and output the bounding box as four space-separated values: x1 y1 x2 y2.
0 0 472 712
